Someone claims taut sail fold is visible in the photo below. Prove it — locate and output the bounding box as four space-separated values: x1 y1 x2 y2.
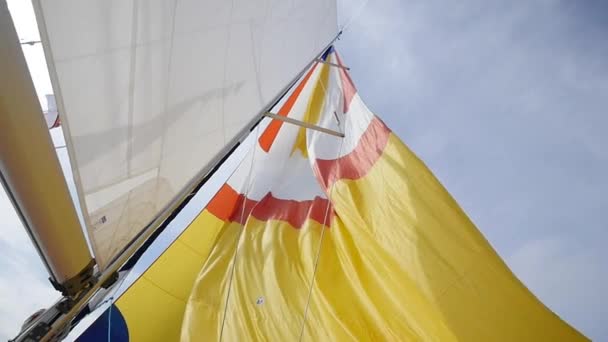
33 0 338 269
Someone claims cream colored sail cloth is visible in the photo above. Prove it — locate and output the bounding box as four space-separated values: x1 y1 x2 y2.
34 0 338 269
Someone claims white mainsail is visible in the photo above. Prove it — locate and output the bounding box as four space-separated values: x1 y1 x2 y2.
34 0 338 269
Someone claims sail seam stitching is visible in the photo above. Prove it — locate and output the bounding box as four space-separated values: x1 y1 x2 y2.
220 0 236 146
155 0 180 191
126 0 140 178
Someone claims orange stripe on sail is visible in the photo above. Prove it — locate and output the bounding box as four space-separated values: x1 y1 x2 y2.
206 184 241 221
258 63 319 152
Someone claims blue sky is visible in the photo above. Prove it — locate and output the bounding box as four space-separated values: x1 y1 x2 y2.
1 0 606 340
337 0 607 339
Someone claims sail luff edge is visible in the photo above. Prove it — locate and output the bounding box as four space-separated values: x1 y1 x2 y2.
30 0 99 262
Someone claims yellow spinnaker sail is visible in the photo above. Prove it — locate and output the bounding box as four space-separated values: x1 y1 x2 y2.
77 49 587 341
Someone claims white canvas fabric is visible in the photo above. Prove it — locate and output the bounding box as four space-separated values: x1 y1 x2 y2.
34 0 338 269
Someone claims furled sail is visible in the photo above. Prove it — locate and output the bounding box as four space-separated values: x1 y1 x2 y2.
75 49 587 341
33 0 338 269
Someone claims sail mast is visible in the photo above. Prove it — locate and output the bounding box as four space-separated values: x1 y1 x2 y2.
0 0 94 296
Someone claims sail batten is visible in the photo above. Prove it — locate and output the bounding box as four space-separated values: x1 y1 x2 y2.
34 0 339 270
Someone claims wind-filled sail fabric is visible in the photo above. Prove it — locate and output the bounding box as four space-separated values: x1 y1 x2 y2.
34 0 338 269
76 49 586 341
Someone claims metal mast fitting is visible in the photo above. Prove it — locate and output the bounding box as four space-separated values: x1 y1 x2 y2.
264 112 345 138
0 0 95 297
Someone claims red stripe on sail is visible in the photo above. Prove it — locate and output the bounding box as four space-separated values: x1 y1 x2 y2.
243 193 332 228
258 63 319 152
314 116 391 189
335 51 356 113
207 184 333 228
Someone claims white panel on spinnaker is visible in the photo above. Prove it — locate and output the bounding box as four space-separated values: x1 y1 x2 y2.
34 0 338 269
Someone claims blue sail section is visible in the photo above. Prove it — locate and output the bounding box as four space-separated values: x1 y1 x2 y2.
320 45 334 61
76 304 129 342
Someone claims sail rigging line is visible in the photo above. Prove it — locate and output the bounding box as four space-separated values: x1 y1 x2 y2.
297 58 345 339
152 0 179 207
218 44 341 341
105 187 134 262
125 0 140 179
298 58 347 341
220 0 236 145
20 40 41 45
340 0 370 33
106 298 112 342
298 111 347 342
219 123 263 341
103 272 128 342
315 58 350 71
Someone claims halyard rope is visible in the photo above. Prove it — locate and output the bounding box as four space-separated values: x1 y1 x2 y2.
298 93 347 341
341 0 371 33
219 123 262 341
